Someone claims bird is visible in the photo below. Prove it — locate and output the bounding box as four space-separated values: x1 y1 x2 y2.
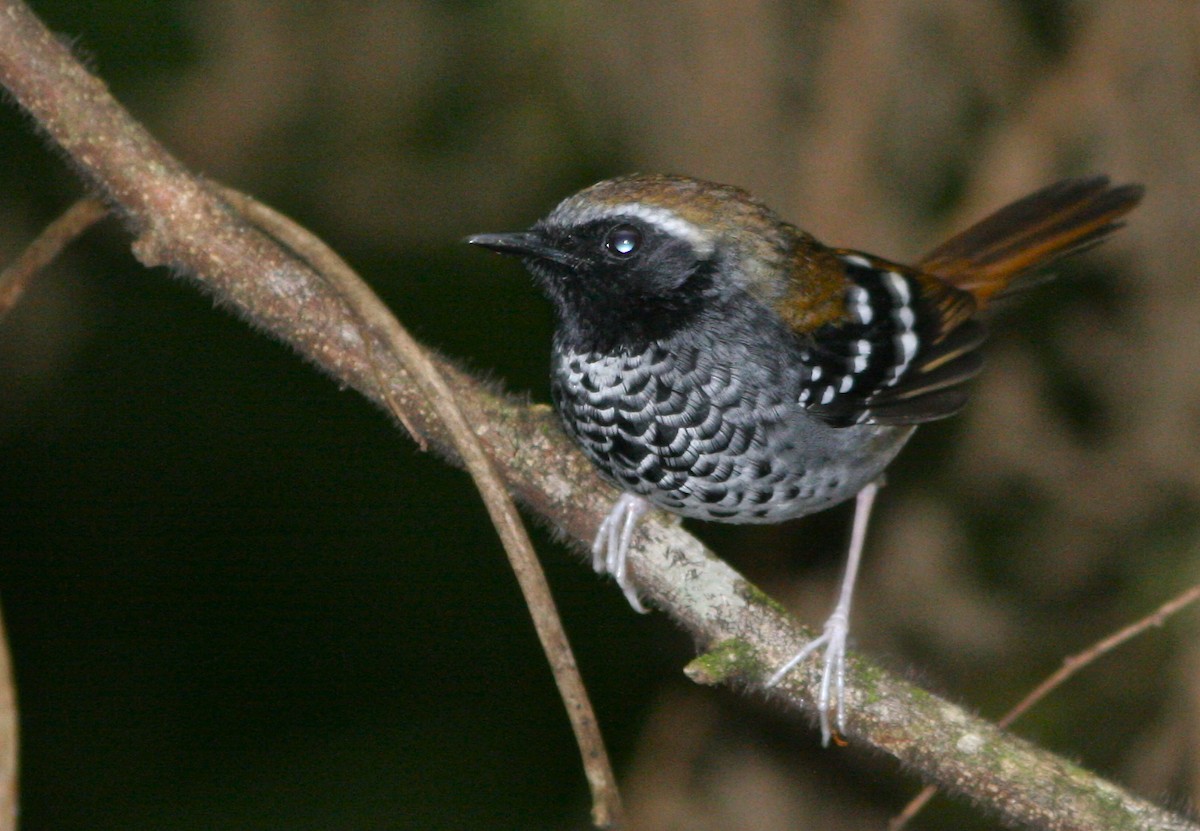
467 174 1143 744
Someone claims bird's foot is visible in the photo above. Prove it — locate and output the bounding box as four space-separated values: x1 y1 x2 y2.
592 493 651 613
766 608 850 747
765 482 877 745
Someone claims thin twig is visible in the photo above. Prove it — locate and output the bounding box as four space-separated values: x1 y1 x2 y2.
0 195 106 317
888 786 937 831
890 581 1200 830
0 606 15 831
0 196 108 831
1000 582 1200 729
217 187 623 828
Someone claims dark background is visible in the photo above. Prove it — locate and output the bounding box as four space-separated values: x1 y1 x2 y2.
0 2 1197 829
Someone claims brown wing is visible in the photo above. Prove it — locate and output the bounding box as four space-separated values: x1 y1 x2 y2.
791 177 1143 426
797 252 985 426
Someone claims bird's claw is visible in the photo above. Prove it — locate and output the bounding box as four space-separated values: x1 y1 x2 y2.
592 493 651 613
766 610 850 747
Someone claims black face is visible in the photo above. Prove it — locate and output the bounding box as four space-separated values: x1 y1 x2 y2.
484 217 716 350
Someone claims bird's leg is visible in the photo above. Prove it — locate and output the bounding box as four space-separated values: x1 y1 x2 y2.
767 480 880 746
592 492 651 613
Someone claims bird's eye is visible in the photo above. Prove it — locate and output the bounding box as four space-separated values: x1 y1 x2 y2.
604 224 642 258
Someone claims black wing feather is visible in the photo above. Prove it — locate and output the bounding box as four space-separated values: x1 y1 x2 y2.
800 254 982 427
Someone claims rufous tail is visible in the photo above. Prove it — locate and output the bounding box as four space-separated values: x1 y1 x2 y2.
919 177 1144 307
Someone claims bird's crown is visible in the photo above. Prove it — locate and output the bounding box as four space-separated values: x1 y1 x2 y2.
544 174 794 258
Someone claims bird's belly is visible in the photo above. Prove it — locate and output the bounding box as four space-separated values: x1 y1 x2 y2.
553 348 914 524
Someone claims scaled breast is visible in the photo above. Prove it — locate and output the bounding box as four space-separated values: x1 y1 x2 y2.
551 341 813 520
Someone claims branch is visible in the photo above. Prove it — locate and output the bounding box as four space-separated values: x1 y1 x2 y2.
0 2 1192 829
0 606 15 831
0 195 105 317
892 581 1200 829
216 186 622 827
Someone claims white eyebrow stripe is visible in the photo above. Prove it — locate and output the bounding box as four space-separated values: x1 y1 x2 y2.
550 201 714 256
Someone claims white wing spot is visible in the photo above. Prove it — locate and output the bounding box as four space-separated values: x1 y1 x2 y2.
884 270 911 303
888 331 920 383
848 285 873 325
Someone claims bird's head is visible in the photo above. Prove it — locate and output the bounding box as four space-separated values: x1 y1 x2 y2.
468 174 798 347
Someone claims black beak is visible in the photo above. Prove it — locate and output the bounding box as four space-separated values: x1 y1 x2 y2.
465 231 577 267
